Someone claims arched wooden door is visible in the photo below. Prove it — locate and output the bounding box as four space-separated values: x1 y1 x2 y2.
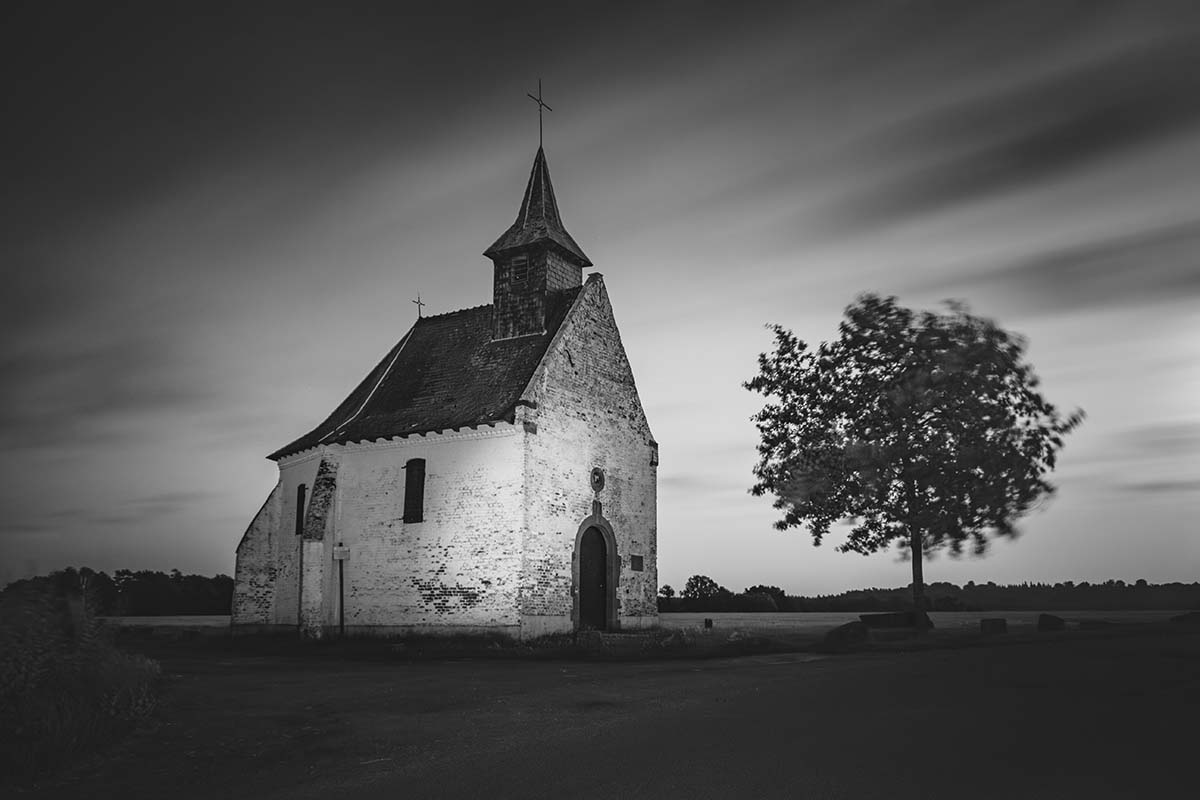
578 526 608 630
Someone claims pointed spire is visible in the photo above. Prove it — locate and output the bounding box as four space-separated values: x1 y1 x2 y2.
484 148 592 267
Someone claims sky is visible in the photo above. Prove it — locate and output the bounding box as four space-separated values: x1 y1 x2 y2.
2 1 1198 595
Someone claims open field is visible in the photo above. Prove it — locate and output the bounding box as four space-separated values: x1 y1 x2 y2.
19 623 1199 799
663 609 1188 632
100 609 1189 634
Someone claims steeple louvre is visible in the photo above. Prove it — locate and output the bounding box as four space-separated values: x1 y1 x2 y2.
486 148 592 340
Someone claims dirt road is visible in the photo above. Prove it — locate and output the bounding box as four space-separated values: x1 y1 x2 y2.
29 628 1198 799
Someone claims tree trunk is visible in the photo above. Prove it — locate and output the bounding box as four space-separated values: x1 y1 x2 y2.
910 525 929 632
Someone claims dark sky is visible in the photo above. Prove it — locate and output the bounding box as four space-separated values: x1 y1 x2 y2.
3 1 1198 592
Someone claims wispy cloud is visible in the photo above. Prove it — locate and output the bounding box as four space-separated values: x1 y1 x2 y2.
1116 421 1200 459
660 472 748 495
1 490 217 538
0 336 219 451
910 219 1200 314
831 34 1200 229
1120 479 1200 494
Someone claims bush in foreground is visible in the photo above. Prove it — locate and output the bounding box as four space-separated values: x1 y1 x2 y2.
0 583 161 781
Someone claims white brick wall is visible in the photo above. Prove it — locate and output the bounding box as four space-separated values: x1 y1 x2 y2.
332 426 525 633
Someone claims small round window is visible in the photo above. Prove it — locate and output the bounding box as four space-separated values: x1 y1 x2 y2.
590 467 605 492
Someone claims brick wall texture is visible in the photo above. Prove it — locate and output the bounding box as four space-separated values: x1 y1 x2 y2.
232 274 657 638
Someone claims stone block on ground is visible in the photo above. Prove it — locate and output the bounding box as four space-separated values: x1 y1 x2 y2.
822 621 869 648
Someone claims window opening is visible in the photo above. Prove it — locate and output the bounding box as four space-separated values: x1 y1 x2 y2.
295 483 308 536
403 459 426 523
511 255 529 284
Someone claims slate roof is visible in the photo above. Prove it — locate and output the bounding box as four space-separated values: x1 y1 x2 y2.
268 288 580 460
484 147 592 267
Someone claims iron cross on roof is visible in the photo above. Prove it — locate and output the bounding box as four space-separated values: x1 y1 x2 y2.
412 294 425 318
527 79 552 148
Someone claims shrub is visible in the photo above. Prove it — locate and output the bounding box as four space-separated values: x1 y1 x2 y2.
0 583 161 782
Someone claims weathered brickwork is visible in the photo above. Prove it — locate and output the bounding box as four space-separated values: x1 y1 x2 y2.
297 458 338 637
231 482 282 624
332 428 525 633
301 458 338 541
233 454 322 631
518 274 659 635
232 426 530 635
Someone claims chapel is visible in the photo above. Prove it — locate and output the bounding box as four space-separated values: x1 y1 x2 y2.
232 146 659 638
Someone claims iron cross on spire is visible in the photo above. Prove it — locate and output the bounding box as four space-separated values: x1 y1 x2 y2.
412 294 425 318
526 79 552 148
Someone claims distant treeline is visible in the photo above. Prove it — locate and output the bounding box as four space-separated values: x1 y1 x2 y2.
658 577 1200 613
0 567 233 616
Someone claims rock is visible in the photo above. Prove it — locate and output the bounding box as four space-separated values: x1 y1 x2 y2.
1169 611 1200 626
823 621 869 648
980 618 1007 635
1037 613 1066 632
859 611 934 629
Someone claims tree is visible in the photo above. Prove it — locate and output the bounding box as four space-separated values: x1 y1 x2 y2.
682 575 725 601
745 584 788 609
746 294 1083 625
745 584 786 601
658 584 675 599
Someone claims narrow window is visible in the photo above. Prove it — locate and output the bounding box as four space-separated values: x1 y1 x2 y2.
510 255 529 284
295 483 307 536
403 459 426 523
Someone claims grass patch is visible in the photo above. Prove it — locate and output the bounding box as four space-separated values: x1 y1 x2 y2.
0 584 161 783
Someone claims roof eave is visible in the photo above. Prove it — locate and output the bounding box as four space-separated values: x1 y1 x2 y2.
483 234 592 268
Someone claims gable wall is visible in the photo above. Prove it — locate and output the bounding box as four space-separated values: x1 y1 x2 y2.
519 276 658 636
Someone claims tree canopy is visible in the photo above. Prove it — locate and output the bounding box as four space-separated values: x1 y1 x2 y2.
682 575 728 601
746 294 1083 611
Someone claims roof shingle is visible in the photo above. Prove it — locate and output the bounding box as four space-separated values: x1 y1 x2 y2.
268 289 580 460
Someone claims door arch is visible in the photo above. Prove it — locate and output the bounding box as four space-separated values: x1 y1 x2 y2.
573 514 619 631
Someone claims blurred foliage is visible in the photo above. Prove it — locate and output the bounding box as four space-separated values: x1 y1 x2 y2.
746 294 1083 610
0 579 161 783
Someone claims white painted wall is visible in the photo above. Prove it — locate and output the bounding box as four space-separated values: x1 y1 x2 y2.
322 425 525 633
